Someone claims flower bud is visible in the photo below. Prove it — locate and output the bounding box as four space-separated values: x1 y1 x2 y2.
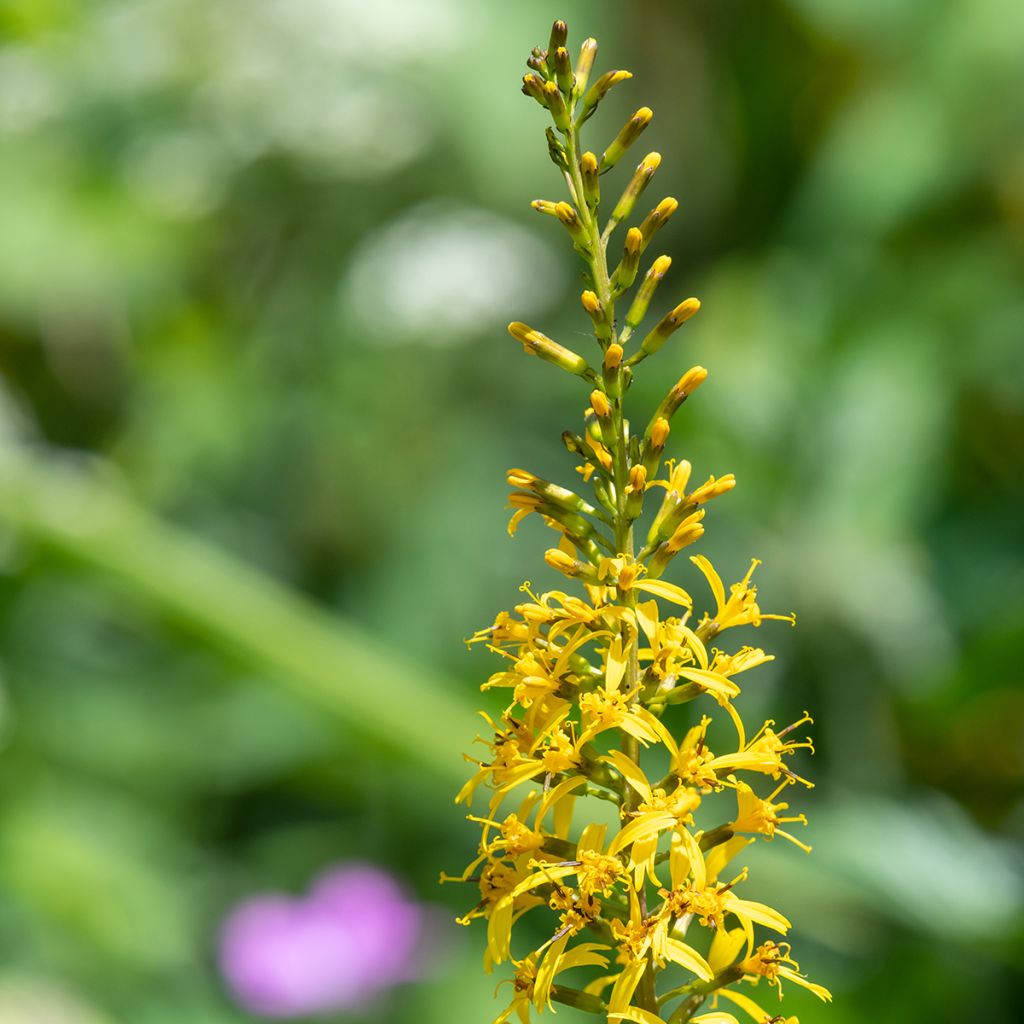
603 343 623 370
526 47 548 76
522 74 548 107
554 201 590 249
638 197 679 251
649 366 708 426
545 128 568 171
689 473 736 504
581 289 610 343
545 548 583 577
600 107 653 171
625 256 672 330
552 45 573 95
580 151 600 211
543 80 570 130
507 322 591 378
589 389 611 419
625 464 648 519
610 227 643 293
574 38 598 96
637 298 700 359
530 199 559 216
650 416 670 449
611 152 661 224
548 19 568 55
641 416 671 481
578 69 632 124
666 510 706 553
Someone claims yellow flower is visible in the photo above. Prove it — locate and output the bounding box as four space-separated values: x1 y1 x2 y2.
731 779 812 853
739 941 832 1003
691 556 796 636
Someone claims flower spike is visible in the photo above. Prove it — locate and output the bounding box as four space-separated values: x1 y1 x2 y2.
453 20 829 1024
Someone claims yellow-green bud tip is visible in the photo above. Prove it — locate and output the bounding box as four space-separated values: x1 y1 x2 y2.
670 298 701 325
625 227 643 254
581 290 601 314
651 417 670 447
604 344 623 369
581 152 599 173
590 389 612 418
652 255 672 277
677 365 708 396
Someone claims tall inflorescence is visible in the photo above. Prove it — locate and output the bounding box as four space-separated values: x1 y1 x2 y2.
444 21 832 1024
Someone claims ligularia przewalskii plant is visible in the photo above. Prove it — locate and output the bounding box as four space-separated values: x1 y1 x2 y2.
444 20 832 1024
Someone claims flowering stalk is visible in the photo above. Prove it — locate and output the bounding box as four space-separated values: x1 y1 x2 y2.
446 21 831 1024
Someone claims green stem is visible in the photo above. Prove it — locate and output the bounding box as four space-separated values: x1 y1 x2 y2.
565 105 660 1016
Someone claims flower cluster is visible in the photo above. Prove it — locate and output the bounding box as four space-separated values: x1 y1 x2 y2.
446 21 831 1024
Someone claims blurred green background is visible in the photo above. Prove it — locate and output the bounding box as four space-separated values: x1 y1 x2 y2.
1 0 1022 1021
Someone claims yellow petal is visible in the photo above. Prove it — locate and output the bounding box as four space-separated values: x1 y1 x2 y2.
677 666 740 699
677 826 706 889
634 599 660 643
608 1008 663 1024
533 932 570 1009
690 554 725 611
707 926 746 975
606 960 647 1014
602 750 654 802
632 579 693 607
608 812 677 856
535 774 587 829
664 936 713 981
721 893 791 934
716 988 773 1022
606 634 627 691
705 835 753 882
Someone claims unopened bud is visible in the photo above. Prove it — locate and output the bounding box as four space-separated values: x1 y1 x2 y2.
689 473 737 504
580 151 600 211
546 127 568 171
578 69 632 124
601 107 653 171
530 199 559 216
625 466 648 520
555 201 590 249
650 366 708 426
650 417 670 448
625 256 672 330
526 48 548 76
637 298 701 359
552 46 573 95
666 511 706 553
638 197 679 251
543 80 570 130
574 38 598 96
508 322 591 378
581 290 610 343
604 344 623 370
590 389 611 419
545 548 582 576
611 227 643 293
548 19 568 55
506 468 538 489
611 152 661 224
522 74 548 107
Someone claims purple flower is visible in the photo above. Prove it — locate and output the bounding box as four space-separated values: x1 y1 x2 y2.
218 863 425 1018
